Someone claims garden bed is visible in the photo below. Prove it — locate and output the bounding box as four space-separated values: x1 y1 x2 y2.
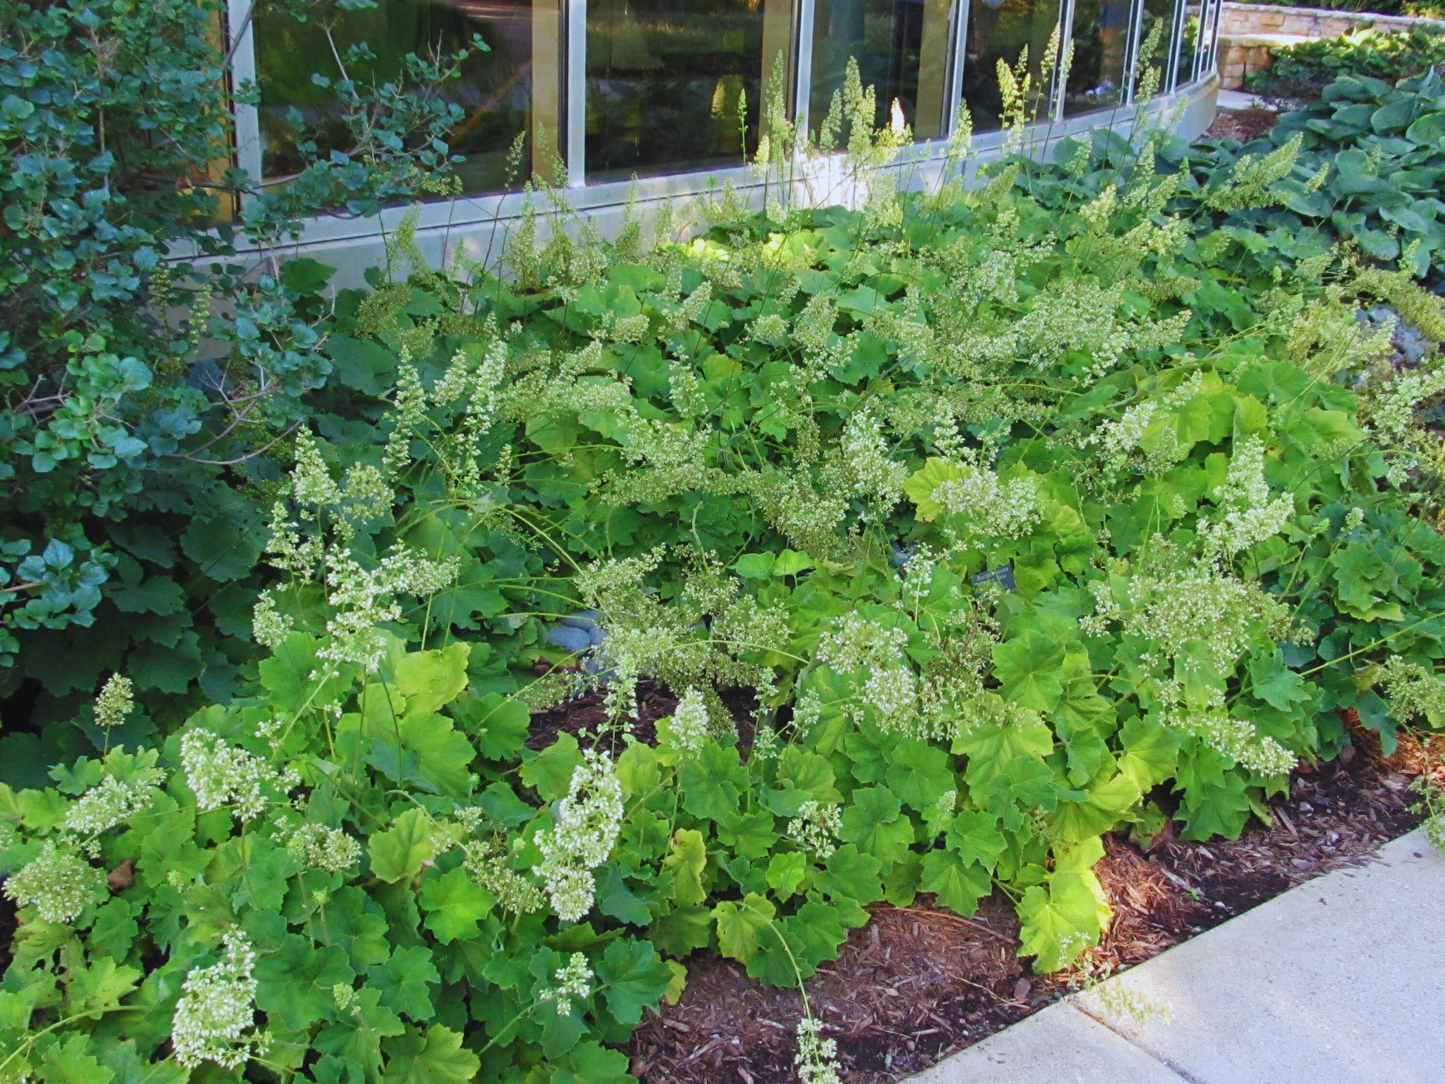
620 727 1424 1083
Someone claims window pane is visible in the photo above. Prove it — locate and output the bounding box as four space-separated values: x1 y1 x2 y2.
585 0 789 182
1175 1 1199 85
254 0 556 194
960 0 1062 133
1062 0 1132 116
808 0 954 140
1138 0 1176 94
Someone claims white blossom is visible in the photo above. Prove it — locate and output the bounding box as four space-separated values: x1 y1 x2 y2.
93 674 134 729
3 842 103 923
788 801 843 860
286 824 362 873
661 689 711 756
65 771 162 836
538 952 593 1016
172 932 269 1070
180 729 300 822
795 1017 842 1084
534 749 624 921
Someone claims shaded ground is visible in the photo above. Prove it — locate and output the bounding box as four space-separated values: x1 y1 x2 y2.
616 727 1425 1084
1204 106 1283 142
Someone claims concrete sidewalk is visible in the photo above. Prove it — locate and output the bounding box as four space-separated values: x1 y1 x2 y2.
907 828 1445 1084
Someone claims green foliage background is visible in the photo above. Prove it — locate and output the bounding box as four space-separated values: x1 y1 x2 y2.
5 30 1445 1084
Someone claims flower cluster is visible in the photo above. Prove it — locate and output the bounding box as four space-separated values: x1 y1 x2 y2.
930 465 1041 543
795 1017 842 1084
1380 657 1445 725
180 728 300 822
1199 437 1294 559
65 770 163 836
1167 711 1296 776
534 749 625 921
841 408 909 514
171 932 269 1070
317 548 460 672
93 673 134 729
661 688 711 757
251 591 294 649
286 824 362 873
538 952 593 1016
462 837 545 913
3 841 103 923
788 800 843 860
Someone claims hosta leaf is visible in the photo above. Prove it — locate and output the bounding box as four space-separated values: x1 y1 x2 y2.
919 849 991 916
381 1025 478 1084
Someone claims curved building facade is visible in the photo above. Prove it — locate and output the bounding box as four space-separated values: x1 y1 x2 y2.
227 0 1221 271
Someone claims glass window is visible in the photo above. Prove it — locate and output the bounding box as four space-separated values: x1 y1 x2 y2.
808 0 955 140
254 0 556 194
960 0 1062 133
585 0 790 182
1062 0 1132 116
1175 1 1200 85
1136 0 1177 95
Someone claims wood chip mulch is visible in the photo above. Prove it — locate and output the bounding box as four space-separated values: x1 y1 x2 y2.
622 730 1427 1084
1203 107 1283 142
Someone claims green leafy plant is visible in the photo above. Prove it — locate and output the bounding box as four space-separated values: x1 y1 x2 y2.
1247 24 1445 99
9 49 1445 1084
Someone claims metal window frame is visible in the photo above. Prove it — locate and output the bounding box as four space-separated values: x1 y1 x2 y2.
228 0 262 213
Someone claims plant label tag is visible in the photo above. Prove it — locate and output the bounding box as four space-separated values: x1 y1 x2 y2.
972 564 1016 592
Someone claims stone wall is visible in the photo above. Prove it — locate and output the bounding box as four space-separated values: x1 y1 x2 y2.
1217 2 1445 88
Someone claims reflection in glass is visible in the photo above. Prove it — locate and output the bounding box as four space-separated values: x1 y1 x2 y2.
960 0 1062 132
809 0 954 140
585 0 790 181
1136 0 1177 95
1175 1 1200 86
255 0 553 194
1062 0 1132 115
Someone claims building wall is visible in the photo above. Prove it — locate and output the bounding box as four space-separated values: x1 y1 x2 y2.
227 0 1224 280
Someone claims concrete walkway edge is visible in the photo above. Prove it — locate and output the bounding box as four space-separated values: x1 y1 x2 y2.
905 828 1445 1084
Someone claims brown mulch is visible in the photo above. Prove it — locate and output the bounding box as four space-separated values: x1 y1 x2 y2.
1204 107 1282 142
620 735 1425 1084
